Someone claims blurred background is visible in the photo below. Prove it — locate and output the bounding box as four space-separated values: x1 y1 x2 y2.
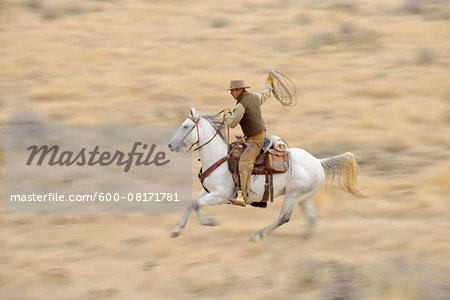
1 0 449 299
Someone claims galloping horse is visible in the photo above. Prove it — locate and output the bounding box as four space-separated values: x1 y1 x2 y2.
168 107 360 241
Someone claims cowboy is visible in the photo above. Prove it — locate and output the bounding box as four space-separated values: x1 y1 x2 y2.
225 75 273 202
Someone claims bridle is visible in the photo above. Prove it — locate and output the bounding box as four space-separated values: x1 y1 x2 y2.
178 118 199 152
179 110 231 193
179 110 227 152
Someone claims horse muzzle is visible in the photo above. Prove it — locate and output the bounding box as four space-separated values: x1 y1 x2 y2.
168 142 186 152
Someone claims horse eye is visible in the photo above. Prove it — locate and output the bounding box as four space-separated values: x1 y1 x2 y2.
183 125 188 129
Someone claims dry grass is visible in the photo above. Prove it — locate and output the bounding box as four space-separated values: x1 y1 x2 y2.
1 0 449 299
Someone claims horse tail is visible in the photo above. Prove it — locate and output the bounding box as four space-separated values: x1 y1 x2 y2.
320 152 362 197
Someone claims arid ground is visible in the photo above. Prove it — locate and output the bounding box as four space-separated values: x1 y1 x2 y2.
1 0 449 299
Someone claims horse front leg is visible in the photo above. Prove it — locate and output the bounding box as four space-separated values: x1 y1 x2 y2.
193 190 231 226
193 202 217 226
170 189 229 237
170 190 207 238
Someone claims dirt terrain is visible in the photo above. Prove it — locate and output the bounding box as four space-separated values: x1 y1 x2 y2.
1 0 449 299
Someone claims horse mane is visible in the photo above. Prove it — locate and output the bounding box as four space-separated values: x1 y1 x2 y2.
200 114 227 141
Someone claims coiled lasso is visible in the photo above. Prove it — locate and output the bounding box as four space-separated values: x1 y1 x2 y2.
269 70 298 108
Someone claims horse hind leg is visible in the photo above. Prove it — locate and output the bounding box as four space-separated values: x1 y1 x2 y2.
250 195 297 242
299 197 318 240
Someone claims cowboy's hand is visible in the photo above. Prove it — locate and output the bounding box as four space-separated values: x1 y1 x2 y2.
266 74 274 83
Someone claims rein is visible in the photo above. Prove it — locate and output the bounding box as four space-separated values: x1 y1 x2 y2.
183 110 228 152
186 110 231 192
192 118 224 151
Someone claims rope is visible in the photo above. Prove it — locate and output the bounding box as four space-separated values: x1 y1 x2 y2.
269 70 298 108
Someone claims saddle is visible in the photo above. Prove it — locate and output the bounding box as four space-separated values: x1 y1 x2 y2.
228 137 290 205
197 135 290 207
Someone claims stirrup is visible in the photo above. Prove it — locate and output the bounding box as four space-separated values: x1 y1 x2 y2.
229 189 246 207
231 198 246 207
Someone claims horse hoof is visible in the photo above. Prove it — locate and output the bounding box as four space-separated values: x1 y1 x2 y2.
170 231 180 238
201 218 217 226
250 233 262 242
301 232 312 240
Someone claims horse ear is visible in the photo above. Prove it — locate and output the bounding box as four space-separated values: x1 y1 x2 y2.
189 107 199 120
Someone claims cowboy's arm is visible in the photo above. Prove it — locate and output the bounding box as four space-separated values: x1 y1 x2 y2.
225 103 245 128
255 76 273 105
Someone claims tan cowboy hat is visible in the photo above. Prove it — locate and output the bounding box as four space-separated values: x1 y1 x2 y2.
226 80 250 90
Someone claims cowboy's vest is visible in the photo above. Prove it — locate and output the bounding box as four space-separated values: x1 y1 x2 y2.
237 90 266 137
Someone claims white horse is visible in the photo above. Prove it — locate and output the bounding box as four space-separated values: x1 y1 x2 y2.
168 107 360 241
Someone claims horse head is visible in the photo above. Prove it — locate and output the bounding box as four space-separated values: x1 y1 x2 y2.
168 107 200 152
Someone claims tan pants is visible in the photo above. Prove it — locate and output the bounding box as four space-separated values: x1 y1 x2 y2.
239 131 265 201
